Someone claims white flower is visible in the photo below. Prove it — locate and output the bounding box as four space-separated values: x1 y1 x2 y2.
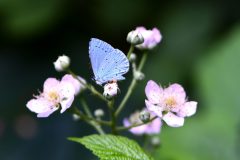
26 78 75 118
53 55 70 72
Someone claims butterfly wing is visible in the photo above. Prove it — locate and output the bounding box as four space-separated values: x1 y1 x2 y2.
89 38 115 76
96 49 129 84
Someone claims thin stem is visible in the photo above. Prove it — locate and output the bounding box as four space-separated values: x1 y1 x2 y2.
127 44 134 59
67 69 107 102
115 78 137 117
115 52 148 117
116 116 157 131
80 98 93 117
108 99 117 135
72 107 110 126
73 108 105 135
138 51 148 71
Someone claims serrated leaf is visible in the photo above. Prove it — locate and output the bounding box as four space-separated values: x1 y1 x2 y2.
68 134 153 160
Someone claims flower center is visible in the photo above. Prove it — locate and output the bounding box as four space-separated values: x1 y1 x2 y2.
46 90 59 102
165 97 177 108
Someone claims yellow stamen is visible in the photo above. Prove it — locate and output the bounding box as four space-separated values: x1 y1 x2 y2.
165 97 177 107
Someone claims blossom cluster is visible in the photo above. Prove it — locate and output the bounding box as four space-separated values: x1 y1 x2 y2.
26 26 197 139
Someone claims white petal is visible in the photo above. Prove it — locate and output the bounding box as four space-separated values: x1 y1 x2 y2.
177 101 197 117
37 107 58 118
163 112 184 127
145 80 163 104
62 74 86 95
26 98 52 113
58 81 75 113
145 100 163 117
43 78 60 93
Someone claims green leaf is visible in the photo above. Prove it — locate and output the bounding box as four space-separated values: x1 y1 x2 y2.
68 134 153 160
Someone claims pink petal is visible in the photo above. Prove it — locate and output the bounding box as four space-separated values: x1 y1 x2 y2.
152 28 162 42
135 26 146 32
26 98 53 113
62 74 85 95
177 101 197 117
164 83 186 104
43 78 60 93
145 118 162 134
145 100 163 117
58 81 75 113
37 107 58 118
123 118 148 135
145 80 163 104
162 112 184 127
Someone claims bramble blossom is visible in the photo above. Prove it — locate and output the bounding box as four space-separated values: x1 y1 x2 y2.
145 80 197 127
26 77 75 118
135 27 162 50
123 109 162 135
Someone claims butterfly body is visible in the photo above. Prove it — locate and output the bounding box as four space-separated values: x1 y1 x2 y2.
89 38 129 85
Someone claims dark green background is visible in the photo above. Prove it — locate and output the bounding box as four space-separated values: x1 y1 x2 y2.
0 0 240 159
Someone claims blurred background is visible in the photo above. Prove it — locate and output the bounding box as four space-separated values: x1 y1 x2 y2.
0 0 240 159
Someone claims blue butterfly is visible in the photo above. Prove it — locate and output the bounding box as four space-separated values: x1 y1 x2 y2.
89 38 129 85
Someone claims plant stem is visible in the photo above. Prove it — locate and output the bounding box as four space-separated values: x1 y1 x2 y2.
72 107 105 135
115 52 148 117
116 116 157 131
67 69 107 102
72 107 110 126
127 44 134 59
137 51 148 71
80 98 93 117
108 99 117 135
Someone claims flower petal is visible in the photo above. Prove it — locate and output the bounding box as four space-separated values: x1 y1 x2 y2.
123 118 147 135
152 28 162 42
145 80 163 104
164 83 186 105
163 112 184 127
62 74 85 95
145 118 162 134
177 101 197 117
26 98 52 113
37 107 58 118
145 100 163 117
58 81 75 113
43 78 60 93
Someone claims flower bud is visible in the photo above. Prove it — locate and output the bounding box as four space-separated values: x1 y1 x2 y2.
53 55 70 72
150 136 160 147
134 71 145 81
103 81 118 99
72 114 80 121
139 110 150 123
129 53 137 62
126 30 144 45
94 109 104 117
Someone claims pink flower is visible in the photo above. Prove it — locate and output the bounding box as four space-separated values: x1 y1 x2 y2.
123 109 162 135
62 74 86 95
135 27 162 50
145 80 197 127
26 78 75 118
